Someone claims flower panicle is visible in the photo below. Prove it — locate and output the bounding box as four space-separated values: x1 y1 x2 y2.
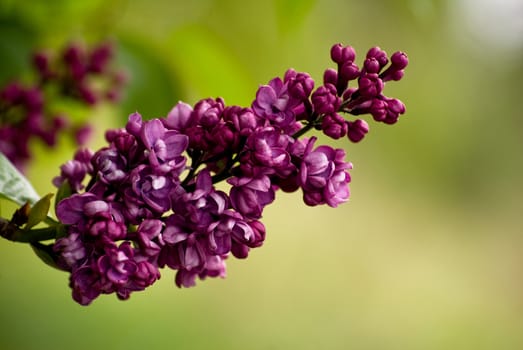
0 41 126 172
49 43 408 305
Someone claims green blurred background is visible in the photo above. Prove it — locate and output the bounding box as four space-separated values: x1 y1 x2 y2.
1 0 522 349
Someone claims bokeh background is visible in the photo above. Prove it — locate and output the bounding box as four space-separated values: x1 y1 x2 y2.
1 0 522 349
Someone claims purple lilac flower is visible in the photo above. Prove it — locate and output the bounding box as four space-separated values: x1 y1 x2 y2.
347 119 369 143
130 165 177 214
322 113 348 139
241 126 295 177
299 137 352 207
164 102 194 132
228 175 275 219
311 83 341 114
252 77 299 128
52 149 95 191
141 118 188 173
284 69 315 102
53 231 87 269
49 42 408 305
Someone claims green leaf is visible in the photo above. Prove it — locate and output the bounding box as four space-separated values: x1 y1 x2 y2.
25 193 53 230
0 153 40 206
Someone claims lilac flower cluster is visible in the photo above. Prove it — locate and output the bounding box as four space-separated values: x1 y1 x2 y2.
0 41 126 172
52 43 408 305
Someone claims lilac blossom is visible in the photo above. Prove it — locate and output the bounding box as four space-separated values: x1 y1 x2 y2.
228 175 275 219
347 119 369 143
53 148 95 191
299 137 352 207
322 113 348 139
141 118 188 173
130 165 177 214
0 41 126 172
252 77 299 128
242 126 295 177
44 42 408 305
311 83 341 114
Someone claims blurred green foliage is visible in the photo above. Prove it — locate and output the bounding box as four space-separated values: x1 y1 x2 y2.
0 0 522 349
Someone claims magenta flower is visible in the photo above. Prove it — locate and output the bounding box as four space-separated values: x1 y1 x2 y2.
164 102 193 131
141 118 188 173
242 126 295 177
228 175 275 219
299 138 352 207
56 193 101 226
252 77 299 128
322 113 348 139
130 165 177 214
311 83 341 114
42 42 408 305
347 119 369 142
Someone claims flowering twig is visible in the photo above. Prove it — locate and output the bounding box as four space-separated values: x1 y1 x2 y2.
0 43 408 305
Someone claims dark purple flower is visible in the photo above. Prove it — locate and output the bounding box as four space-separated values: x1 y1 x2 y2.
140 118 188 174
338 62 360 83
95 241 161 300
252 77 298 128
136 219 164 258
173 170 229 227
347 119 369 142
174 253 227 288
48 42 409 305
228 175 275 219
231 219 264 248
243 126 295 177
164 102 193 131
70 265 101 306
222 106 262 137
357 73 384 99
381 97 406 124
88 217 127 241
92 147 128 184
323 68 338 86
330 43 356 65
130 165 177 214
365 47 389 70
379 51 408 82
206 217 235 255
53 158 90 192
125 112 143 137
363 57 381 74
53 231 86 269
230 219 266 259
284 69 315 101
299 138 352 207
311 83 341 114
192 97 224 129
56 193 100 225
96 242 137 285
160 232 207 273
130 260 161 290
322 113 348 139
